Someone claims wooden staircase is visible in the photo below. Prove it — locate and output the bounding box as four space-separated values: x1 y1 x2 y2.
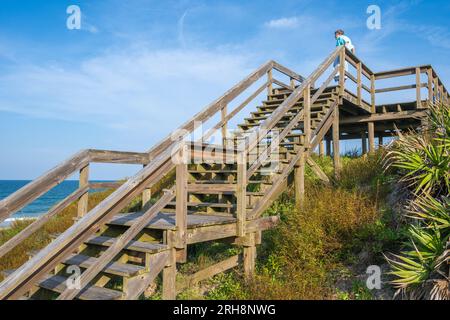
0 46 448 300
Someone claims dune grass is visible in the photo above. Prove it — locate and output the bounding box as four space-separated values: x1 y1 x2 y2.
188 151 406 300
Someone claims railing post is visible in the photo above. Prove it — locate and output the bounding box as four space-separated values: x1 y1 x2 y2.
416 67 422 109
236 140 247 238
357 62 362 106
175 142 188 262
221 103 228 145
290 77 295 89
434 77 439 103
267 69 273 96
332 108 340 179
77 164 89 219
427 68 433 104
304 83 311 148
338 48 346 96
368 122 375 154
361 131 367 155
370 74 376 113
319 140 325 157
295 151 305 209
142 165 152 211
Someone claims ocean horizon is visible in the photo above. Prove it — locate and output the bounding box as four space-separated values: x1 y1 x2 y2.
0 180 113 226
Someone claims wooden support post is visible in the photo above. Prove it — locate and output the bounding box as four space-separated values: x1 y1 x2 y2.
338 49 345 96
243 233 256 278
304 84 311 147
332 108 340 179
236 149 247 237
162 231 177 300
427 68 433 104
370 74 376 113
267 69 273 96
326 138 331 157
175 143 188 262
368 122 375 154
295 152 305 209
378 135 383 147
357 62 362 106
221 104 228 144
77 165 89 218
434 77 439 103
290 77 295 89
319 140 325 157
142 165 152 211
416 67 422 109
361 131 367 155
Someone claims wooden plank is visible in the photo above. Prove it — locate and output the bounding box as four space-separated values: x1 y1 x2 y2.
89 182 122 189
0 150 90 224
186 216 279 244
38 274 122 300
371 74 376 113
357 62 362 106
236 151 247 237
267 69 273 96
88 149 149 165
368 122 375 154
178 255 240 291
221 104 228 142
0 186 89 260
304 84 311 147
295 152 305 208
340 110 427 124
338 49 345 96
187 184 236 193
374 65 429 80
375 83 426 94
123 251 169 300
332 107 340 179
86 236 168 254
175 144 188 249
243 234 256 278
57 188 176 299
77 165 89 219
306 157 330 184
427 68 433 102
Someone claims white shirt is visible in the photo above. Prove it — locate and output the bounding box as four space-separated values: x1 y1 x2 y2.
339 35 355 51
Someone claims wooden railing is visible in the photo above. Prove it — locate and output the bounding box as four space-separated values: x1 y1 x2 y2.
0 59 304 299
374 65 449 108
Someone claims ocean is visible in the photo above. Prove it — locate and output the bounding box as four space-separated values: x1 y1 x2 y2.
0 180 110 226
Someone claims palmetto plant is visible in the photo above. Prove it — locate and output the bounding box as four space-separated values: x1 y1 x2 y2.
384 103 449 300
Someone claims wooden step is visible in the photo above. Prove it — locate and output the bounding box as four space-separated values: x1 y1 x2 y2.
63 254 145 277
109 213 236 230
1 270 122 300
85 236 168 254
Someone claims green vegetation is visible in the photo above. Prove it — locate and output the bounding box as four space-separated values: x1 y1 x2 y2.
177 151 405 300
384 103 449 300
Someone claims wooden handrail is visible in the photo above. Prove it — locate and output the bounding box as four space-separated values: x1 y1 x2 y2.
245 47 343 178
0 59 305 299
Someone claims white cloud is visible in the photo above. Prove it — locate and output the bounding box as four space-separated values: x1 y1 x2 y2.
0 47 254 134
264 17 300 29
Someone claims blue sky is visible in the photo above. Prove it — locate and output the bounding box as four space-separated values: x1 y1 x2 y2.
0 0 449 180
